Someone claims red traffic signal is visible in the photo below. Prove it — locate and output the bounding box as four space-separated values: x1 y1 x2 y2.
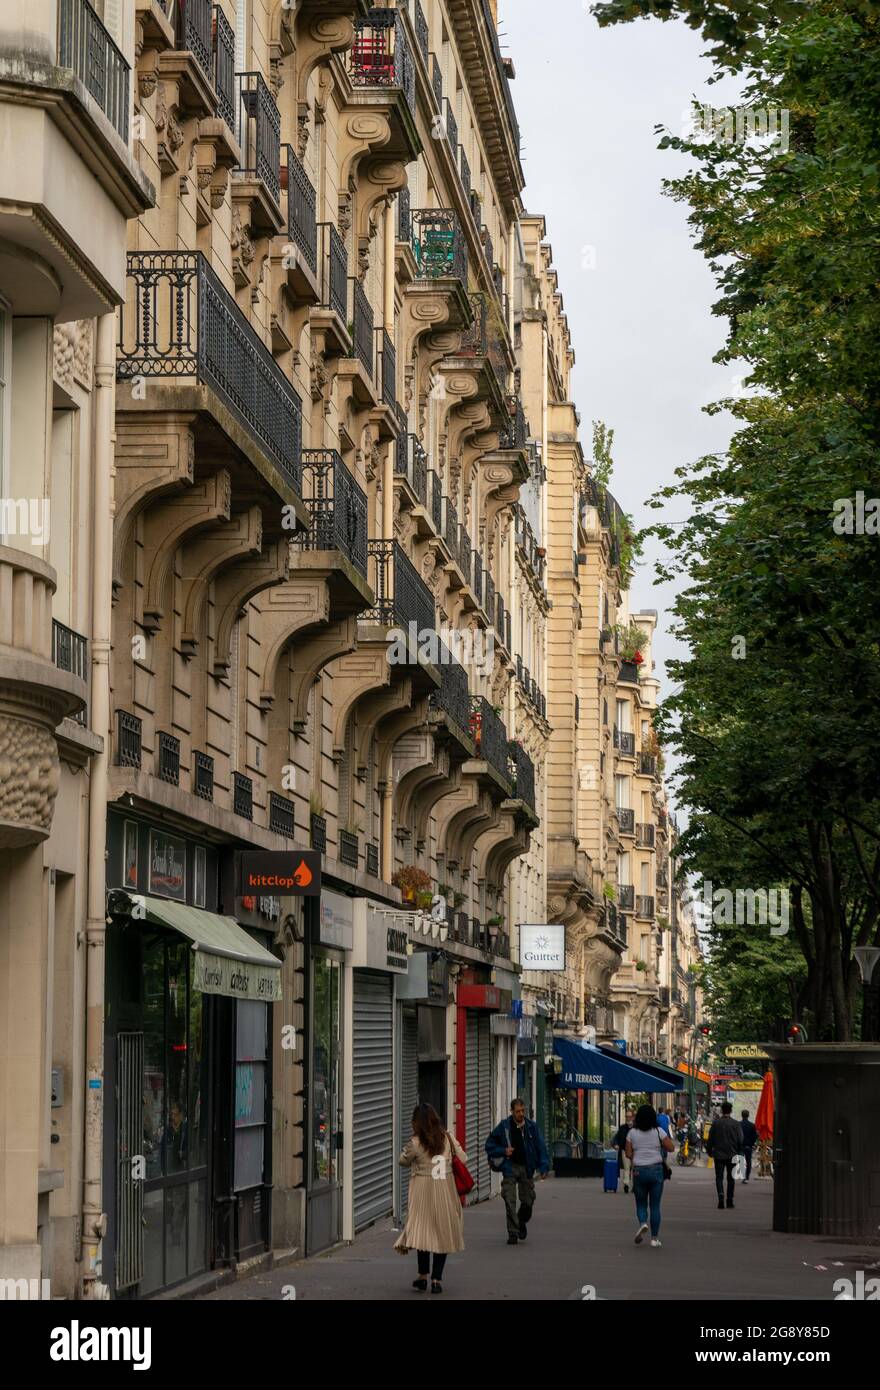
786 1022 807 1044
698 1024 710 1036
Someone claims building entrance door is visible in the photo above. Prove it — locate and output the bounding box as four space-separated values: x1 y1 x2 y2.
307 953 343 1254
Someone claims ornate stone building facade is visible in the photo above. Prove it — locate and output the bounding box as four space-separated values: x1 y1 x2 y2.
0 0 699 1299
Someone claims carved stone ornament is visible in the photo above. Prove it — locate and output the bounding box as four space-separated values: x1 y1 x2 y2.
0 713 61 843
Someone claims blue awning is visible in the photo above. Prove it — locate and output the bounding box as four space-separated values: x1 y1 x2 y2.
595 1045 685 1091
553 1038 682 1092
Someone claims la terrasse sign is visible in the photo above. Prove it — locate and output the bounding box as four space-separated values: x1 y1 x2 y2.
520 924 565 971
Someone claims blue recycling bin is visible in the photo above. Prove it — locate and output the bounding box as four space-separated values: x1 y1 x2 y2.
603 1156 619 1192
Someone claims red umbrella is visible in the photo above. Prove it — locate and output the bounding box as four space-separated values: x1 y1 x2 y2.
755 1067 774 1141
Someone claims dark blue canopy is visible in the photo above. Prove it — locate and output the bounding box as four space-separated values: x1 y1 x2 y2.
553 1038 682 1092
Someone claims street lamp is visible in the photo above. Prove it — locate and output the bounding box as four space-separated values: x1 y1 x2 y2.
853 947 880 1042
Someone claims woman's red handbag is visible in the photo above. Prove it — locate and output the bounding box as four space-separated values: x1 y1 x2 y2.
448 1132 474 1204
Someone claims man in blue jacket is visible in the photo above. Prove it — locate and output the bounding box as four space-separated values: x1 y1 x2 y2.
486 1099 551 1244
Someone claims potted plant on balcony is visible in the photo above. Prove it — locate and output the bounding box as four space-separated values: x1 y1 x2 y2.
452 890 466 909
636 959 648 973
602 881 616 902
391 865 432 904
616 620 646 665
486 914 504 928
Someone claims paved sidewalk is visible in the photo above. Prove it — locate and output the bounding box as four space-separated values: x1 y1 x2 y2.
201 1166 875 1301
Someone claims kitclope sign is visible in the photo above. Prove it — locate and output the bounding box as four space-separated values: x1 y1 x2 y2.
520 924 565 971
238 850 321 897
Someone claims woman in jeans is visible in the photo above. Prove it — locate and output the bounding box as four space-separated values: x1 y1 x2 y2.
625 1103 674 1247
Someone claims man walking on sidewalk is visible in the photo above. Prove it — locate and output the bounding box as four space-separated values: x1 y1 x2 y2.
486 1099 550 1245
707 1102 744 1210
740 1110 757 1183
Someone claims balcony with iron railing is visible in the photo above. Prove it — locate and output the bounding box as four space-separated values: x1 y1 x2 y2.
429 645 475 752
269 791 295 838
234 71 282 218
430 52 443 111
616 729 635 757
157 731 180 786
233 771 253 820
618 883 635 913
310 813 327 853
443 98 458 157
365 842 380 877
637 823 656 849
378 327 396 408
411 209 469 293
636 895 655 920
339 830 359 868
346 7 418 154
394 432 428 510
508 740 536 815
617 807 635 835
639 753 657 777
118 252 303 495
350 277 374 378
293 450 369 582
458 291 509 409
428 470 443 534
52 620 88 726
498 397 528 453
363 540 436 641
282 144 318 289
468 696 512 792
58 0 129 141
315 221 351 354
194 750 214 801
174 0 214 87
116 711 142 769
213 5 235 131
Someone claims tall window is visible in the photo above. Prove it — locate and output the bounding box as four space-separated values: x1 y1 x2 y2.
614 775 629 810
615 698 629 733
235 0 249 71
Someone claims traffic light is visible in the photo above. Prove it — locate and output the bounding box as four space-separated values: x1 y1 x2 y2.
785 1022 808 1044
698 1023 710 1037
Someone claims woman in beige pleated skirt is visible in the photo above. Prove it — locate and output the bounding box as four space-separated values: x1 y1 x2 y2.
394 1102 467 1293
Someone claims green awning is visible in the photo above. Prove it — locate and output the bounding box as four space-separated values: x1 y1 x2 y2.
118 892 282 1002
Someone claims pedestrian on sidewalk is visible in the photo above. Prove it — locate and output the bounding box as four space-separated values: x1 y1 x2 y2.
394 1102 467 1294
486 1098 550 1245
740 1110 757 1183
625 1104 674 1248
612 1109 635 1193
706 1102 744 1210
657 1108 673 1137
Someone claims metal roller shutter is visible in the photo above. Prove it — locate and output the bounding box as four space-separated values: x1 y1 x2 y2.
465 1010 493 1203
398 1005 419 1216
353 971 394 1230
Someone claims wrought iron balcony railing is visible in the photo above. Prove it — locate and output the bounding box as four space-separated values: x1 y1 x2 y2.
269 791 295 838
213 5 235 130
458 524 472 582
618 883 635 912
430 51 443 111
348 7 415 117
366 842 380 877
318 222 348 321
176 0 213 85
639 753 657 777
339 829 359 867
233 771 253 820
472 549 483 605
429 644 472 741
412 209 467 286
459 145 471 196
508 741 535 811
443 98 458 156
194 750 214 801
636 895 655 920
484 572 496 630
395 433 428 506
364 540 435 636
379 327 396 406
618 730 635 757
617 807 635 834
58 0 129 141
397 184 411 243
441 494 459 560
158 731 180 786
469 696 511 787
498 398 528 451
637 823 656 848
116 711 142 769
413 0 429 62
310 813 327 853
295 450 369 577
284 145 318 275
118 252 303 491
235 71 281 205
350 277 374 375
52 619 88 725
428 469 443 532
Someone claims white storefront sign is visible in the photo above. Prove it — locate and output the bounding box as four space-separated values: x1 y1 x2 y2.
352 899 415 974
520 924 565 971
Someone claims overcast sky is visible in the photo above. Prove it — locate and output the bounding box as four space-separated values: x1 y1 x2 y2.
501 3 745 687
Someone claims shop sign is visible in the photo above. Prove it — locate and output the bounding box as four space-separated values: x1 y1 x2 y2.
724 1044 769 1060
239 850 321 897
193 951 282 1002
520 924 565 971
353 900 412 974
517 1014 536 1055
318 889 354 950
148 831 187 901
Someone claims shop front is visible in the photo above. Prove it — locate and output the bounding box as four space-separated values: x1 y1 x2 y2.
456 980 512 1203
104 815 281 1298
306 888 351 1256
395 948 450 1220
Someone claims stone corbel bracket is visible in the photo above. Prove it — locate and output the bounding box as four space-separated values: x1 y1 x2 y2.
141 470 232 633
370 703 428 789
328 647 392 758
212 541 290 677
349 680 414 776
476 813 531 884
178 505 264 659
113 412 197 589
432 782 494 869
355 157 408 276
393 734 447 832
